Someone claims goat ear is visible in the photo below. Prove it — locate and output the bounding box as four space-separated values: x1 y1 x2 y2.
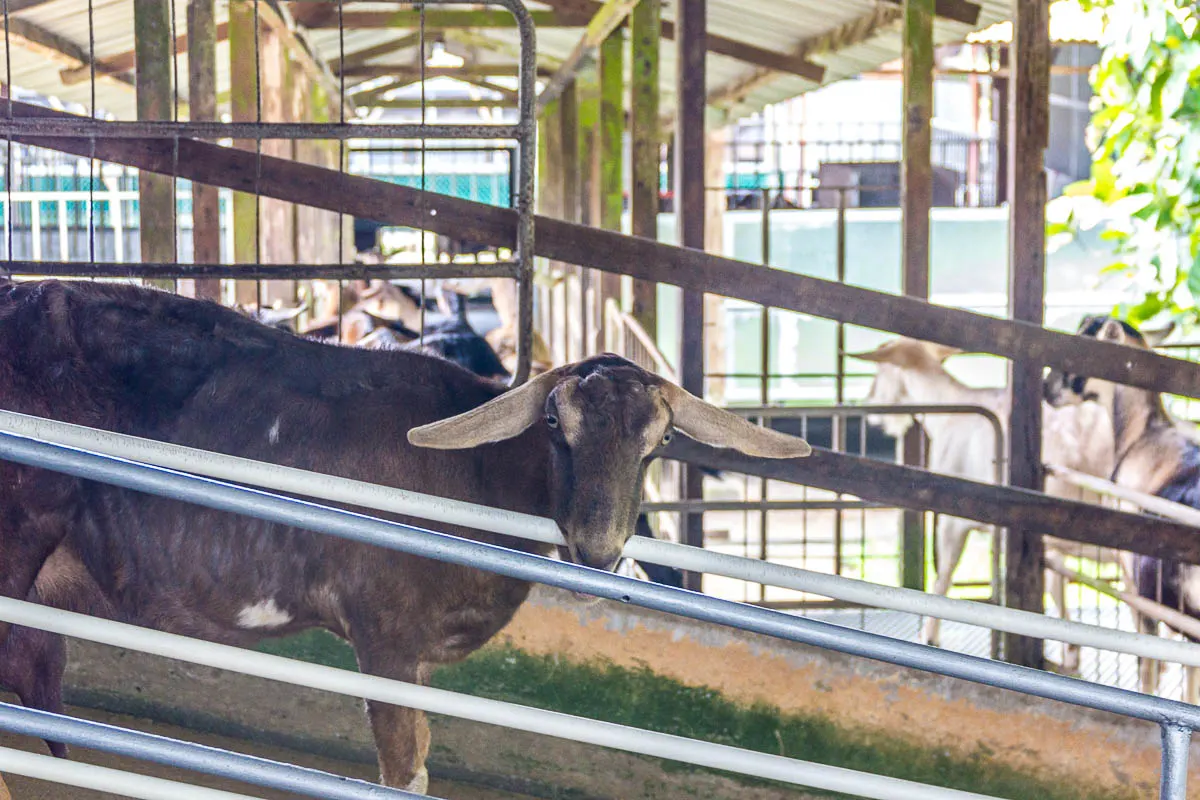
1141 322 1175 348
845 339 901 364
661 384 812 458
408 368 564 449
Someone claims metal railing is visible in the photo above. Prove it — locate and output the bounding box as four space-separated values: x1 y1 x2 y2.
0 416 1197 798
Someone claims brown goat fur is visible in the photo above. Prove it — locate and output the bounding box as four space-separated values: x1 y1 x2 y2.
0 279 807 791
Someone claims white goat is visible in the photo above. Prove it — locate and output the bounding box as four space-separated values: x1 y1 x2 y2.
851 338 1115 671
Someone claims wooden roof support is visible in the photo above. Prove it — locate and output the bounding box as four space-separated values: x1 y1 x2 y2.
339 64 550 79
899 0 933 594
629 0 660 339
538 0 825 82
675 0 706 585
2 17 134 88
301 9 591 29
330 32 421 73
709 2 903 111
596 23 624 345
13 100 1200 402
537 0 639 113
134 0 177 282
188 0 221 302
60 22 232 86
1004 0 1052 669
883 0 982 26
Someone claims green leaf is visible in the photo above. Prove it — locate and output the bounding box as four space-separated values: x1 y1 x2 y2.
1186 252 1200 307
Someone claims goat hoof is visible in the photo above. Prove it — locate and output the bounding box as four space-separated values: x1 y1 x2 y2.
402 766 429 794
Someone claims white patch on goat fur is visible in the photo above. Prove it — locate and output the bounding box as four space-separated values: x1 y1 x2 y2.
267 417 281 445
236 598 292 629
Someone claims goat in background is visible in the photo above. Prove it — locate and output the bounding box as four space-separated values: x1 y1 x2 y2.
1043 316 1200 698
851 338 1115 672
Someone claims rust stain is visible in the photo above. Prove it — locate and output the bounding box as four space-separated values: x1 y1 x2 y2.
498 592 1184 797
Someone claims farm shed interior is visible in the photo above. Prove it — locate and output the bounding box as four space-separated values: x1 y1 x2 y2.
3 0 1200 798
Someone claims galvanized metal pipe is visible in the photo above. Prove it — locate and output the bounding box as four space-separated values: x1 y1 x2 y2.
0 703 423 800
0 745 264 800
1 431 1199 732
1160 724 1191 800
0 119 523 141
1 410 1198 669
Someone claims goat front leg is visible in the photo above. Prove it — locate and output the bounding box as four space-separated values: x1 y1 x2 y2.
354 645 431 792
1044 565 1080 675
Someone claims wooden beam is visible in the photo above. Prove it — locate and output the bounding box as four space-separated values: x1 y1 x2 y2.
303 9 591 29
882 0 982 26
537 0 639 113
538 0 825 82
135 0 177 281
676 0 706 590
663 439 1200 568
368 97 514 109
188 0 222 302
446 29 565 71
663 20 825 83
457 77 519 102
330 33 420 73
900 0 934 592
708 3 902 111
1004 0 1051 670
3 18 135 88
629 0 660 339
229 0 258 305
60 24 230 86
15 102 1200 404
339 64 550 79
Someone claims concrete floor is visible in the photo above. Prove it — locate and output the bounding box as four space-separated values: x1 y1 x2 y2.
0 706 525 800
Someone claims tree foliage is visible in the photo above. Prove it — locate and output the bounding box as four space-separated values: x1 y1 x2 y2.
1049 0 1200 327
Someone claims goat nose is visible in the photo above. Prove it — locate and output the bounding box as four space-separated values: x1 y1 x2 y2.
574 546 624 573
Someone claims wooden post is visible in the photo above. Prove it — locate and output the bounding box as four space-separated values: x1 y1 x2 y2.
598 24 625 345
134 0 175 286
539 99 565 362
229 0 258 305
1004 0 1050 670
188 0 221 301
994 46 1009 206
577 71 601 354
676 0 706 589
559 83 584 361
900 0 934 592
629 0 660 340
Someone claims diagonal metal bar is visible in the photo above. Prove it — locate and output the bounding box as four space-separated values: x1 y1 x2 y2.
0 703 425 800
1 431 1200 736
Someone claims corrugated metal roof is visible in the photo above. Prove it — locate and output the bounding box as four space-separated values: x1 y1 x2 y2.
967 0 1102 45
2 0 1014 122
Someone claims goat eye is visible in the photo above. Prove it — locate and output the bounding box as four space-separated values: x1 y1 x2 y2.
661 430 674 446
546 414 559 428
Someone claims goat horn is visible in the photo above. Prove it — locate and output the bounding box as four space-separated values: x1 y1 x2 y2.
661 384 811 459
407 368 564 450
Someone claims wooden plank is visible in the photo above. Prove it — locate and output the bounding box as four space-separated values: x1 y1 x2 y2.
538 0 825 82
329 33 420 73
134 0 176 283
229 0 258 305
662 20 824 83
60 23 232 86
2 18 135 89
537 0 639 113
597 23 624 344
15 101 1200 402
707 4 900 112
664 439 1200 567
304 9 591 29
629 0 660 339
188 0 222 302
883 0 982 26
676 0 706 589
339 64 550 79
900 0 934 593
1004 0 1051 670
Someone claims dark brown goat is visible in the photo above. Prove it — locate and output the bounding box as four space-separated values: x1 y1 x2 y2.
0 279 810 792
